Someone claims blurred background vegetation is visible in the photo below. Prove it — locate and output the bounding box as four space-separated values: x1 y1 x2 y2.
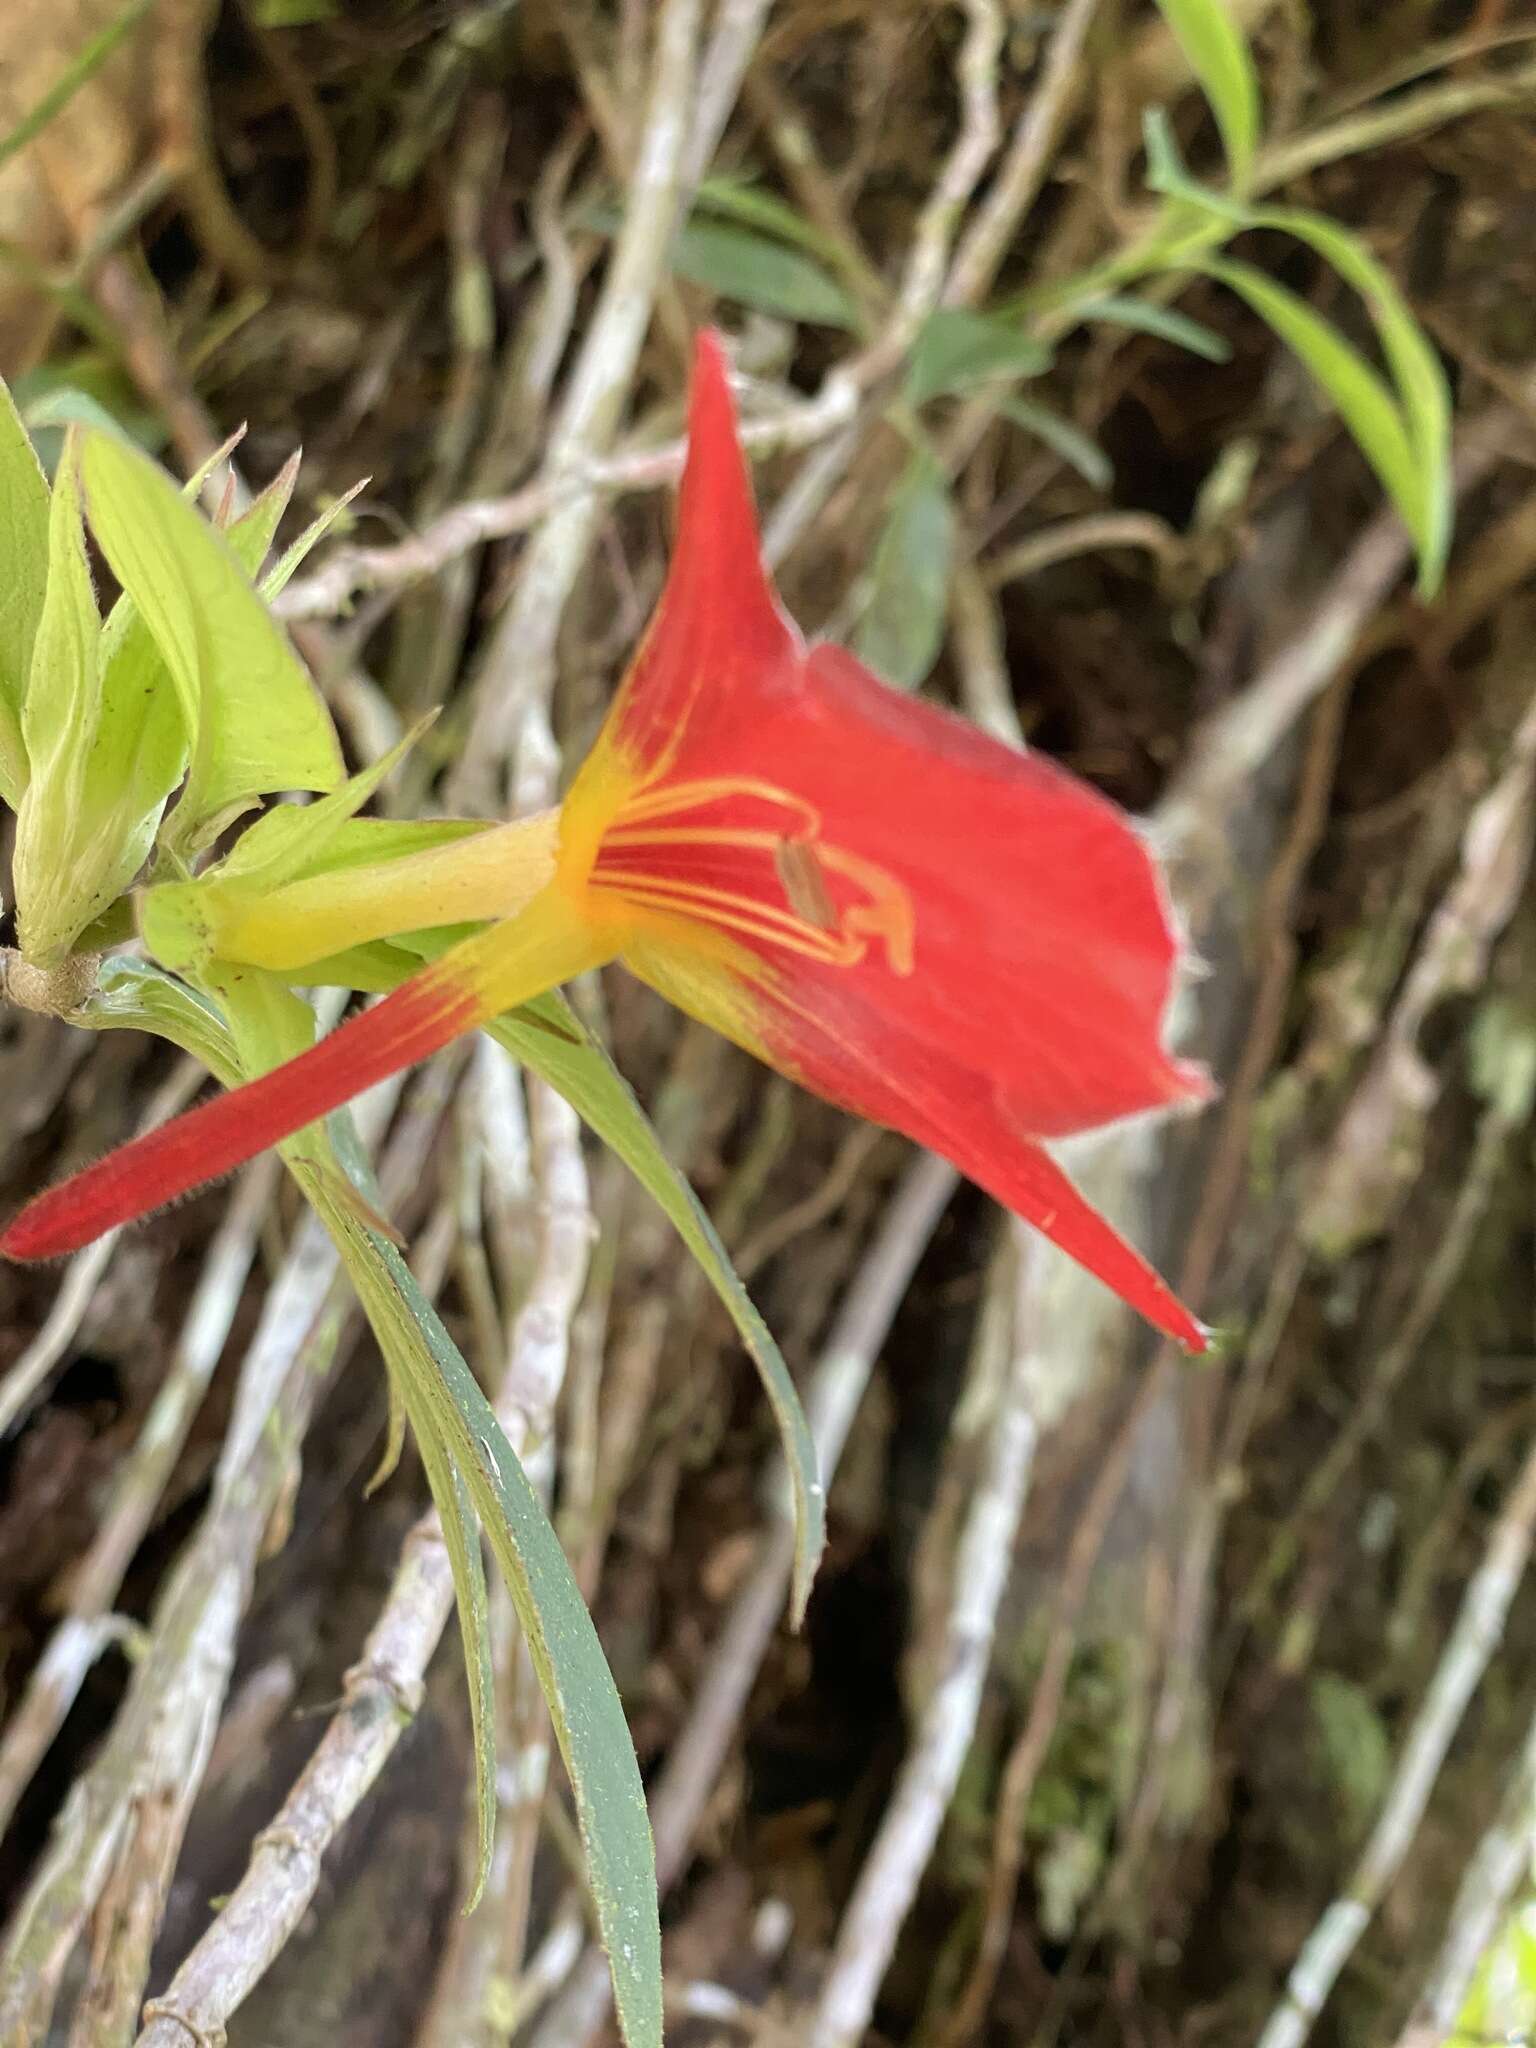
1 3 1535 2044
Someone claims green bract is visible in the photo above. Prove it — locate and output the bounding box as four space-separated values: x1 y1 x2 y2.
0 375 50 811
76 429 344 851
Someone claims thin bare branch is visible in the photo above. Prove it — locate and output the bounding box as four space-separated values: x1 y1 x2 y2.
1255 1429 1536 2048
134 1081 591 2048
807 1224 1044 2048
450 0 703 805
525 1153 959 2048
0 1155 281 1841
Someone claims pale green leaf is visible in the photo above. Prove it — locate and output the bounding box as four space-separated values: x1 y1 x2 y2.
694 176 854 272
1250 206 1452 593
0 374 50 806
997 398 1113 489
77 427 343 847
1077 291 1232 362
491 992 826 1621
315 1120 663 2048
1151 0 1262 186
261 477 369 600
180 427 249 515
670 219 857 329
854 452 955 690
1200 256 1422 564
225 453 300 579
216 722 426 889
905 310 1053 406
12 435 176 965
15 435 102 957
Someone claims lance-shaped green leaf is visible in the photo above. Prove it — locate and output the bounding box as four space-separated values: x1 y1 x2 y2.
1152 0 1262 189
386 1237 651 2019
491 991 826 1622
997 398 1114 490
261 478 369 601
0 374 50 807
856 450 955 689
1142 122 1453 595
77 426 343 851
670 219 858 329
12 436 184 965
1245 206 1452 595
1200 256 1434 585
224 452 301 581
207 982 660 2048
905 310 1053 406
341 1212 663 2047
1077 292 1231 362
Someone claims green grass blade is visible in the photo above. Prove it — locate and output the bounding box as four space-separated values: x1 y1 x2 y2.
1076 292 1232 362
1151 0 1262 188
326 1197 663 2048
1249 207 1452 593
1199 255 1423 571
491 994 826 1623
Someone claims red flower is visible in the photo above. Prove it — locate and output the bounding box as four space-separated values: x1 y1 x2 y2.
3 336 1211 1345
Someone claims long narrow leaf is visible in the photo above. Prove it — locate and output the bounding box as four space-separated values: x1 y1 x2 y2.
493 993 826 1621
0 374 50 804
1250 207 1452 592
393 1362 499 1910
325 1193 664 2048
174 976 665 2048
1151 0 1262 187
1199 256 1423 564
1077 292 1231 363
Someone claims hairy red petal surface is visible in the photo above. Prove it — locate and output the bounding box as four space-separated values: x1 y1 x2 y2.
0 965 481 1260
592 333 799 784
1 899 607 1261
584 332 1212 1345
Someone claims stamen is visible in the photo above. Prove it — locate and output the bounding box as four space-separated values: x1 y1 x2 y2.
589 876 854 966
614 776 822 837
594 773 915 978
774 840 838 933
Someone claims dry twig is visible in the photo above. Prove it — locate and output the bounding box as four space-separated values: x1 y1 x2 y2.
1255 1429 1536 2048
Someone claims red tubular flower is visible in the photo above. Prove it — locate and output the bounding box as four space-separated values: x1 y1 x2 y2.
2 334 1211 1346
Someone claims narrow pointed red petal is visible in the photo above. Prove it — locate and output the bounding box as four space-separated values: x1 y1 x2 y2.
671 331 785 661
2 899 613 1262
598 332 798 774
0 962 483 1261
973 1133 1207 1350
